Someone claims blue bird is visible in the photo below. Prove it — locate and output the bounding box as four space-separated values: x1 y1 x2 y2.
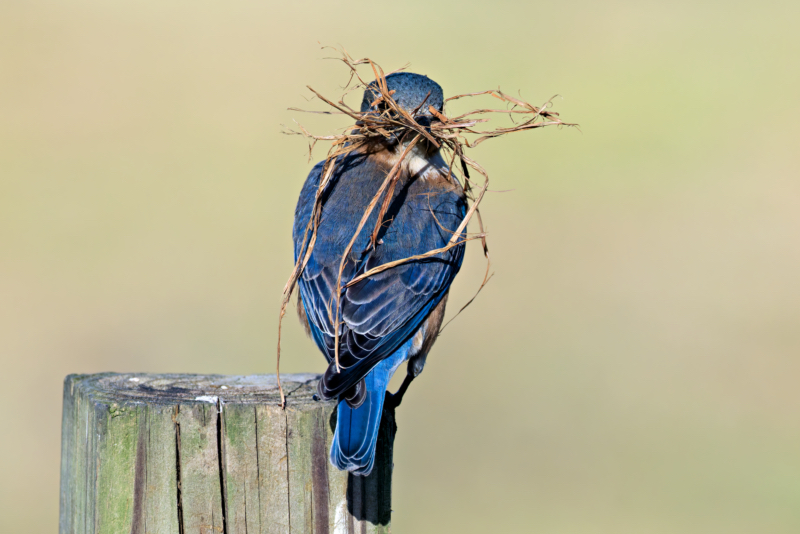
293 72 466 476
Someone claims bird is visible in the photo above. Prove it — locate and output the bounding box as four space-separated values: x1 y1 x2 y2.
293 72 466 476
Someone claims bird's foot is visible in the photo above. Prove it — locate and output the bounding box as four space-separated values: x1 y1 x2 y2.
384 391 401 411
384 372 415 411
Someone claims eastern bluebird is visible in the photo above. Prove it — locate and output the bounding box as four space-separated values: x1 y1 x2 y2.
293 72 466 475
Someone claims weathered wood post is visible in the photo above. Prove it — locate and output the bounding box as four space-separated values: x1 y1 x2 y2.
59 373 395 534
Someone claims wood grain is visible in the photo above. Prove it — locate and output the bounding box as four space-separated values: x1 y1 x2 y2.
59 373 394 534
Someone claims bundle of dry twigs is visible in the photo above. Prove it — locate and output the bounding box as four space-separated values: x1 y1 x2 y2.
276 48 574 406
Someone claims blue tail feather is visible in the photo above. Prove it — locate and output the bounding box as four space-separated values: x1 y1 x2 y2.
330 342 410 476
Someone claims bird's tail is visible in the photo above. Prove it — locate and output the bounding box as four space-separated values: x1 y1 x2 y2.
330 348 407 476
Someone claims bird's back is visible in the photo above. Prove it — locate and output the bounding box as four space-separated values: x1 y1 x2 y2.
293 147 466 398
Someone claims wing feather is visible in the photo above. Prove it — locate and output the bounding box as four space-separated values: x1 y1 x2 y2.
292 152 466 397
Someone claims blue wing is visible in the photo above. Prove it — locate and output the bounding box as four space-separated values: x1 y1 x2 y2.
293 152 466 399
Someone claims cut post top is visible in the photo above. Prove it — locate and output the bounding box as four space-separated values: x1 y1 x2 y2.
64 372 324 408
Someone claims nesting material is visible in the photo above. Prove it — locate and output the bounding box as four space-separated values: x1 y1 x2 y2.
276 49 574 406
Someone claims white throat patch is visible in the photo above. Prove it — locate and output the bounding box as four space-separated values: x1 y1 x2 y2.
388 145 449 181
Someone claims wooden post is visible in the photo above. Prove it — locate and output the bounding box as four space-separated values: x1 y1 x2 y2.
59 373 395 534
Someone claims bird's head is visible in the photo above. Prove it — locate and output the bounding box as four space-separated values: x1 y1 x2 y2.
360 72 443 118
360 72 443 154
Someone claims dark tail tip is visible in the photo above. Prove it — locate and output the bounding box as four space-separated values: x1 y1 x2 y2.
343 379 367 408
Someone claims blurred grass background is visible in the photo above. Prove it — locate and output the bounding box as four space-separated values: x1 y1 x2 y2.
2 0 800 532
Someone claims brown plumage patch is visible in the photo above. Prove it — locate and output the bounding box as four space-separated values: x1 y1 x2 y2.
419 292 449 357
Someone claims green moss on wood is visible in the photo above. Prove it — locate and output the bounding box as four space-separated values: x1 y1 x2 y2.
59 373 394 534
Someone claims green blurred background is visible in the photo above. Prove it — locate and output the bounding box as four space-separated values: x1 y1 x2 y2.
3 0 800 532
